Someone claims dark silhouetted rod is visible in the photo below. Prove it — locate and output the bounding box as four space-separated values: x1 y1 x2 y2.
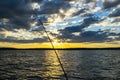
39 20 68 80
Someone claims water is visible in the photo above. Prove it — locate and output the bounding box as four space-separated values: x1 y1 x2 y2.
0 50 120 80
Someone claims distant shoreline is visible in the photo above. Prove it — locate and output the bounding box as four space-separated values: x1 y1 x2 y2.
0 48 120 50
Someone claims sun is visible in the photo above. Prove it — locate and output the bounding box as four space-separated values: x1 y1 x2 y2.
52 38 60 44
51 38 63 48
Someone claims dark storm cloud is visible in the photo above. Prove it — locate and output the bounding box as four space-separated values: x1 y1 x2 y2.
39 0 70 14
0 0 35 29
58 31 100 42
0 37 48 43
0 0 32 18
59 14 102 34
103 0 120 9
0 0 44 18
57 30 120 42
72 9 86 17
0 0 71 30
0 0 70 18
85 0 95 3
109 8 120 17
116 33 120 40
0 16 35 30
78 31 108 42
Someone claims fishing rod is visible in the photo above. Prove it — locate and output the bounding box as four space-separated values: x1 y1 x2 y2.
38 20 68 80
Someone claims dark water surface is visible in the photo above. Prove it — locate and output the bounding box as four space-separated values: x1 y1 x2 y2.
0 50 120 80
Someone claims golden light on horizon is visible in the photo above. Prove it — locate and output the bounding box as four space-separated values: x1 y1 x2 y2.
0 41 120 49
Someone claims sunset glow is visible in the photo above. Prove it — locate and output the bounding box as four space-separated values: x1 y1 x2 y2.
0 42 120 49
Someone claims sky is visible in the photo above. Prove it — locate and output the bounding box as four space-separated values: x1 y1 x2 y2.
0 0 120 48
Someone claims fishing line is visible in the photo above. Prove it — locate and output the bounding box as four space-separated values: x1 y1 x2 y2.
39 20 68 80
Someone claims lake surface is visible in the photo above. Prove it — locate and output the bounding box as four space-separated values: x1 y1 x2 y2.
0 50 120 80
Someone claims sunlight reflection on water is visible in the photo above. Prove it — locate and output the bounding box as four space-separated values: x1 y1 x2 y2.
0 50 65 80
43 50 64 79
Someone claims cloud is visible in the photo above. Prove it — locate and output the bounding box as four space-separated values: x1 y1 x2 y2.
56 14 120 42
0 0 33 18
103 0 120 9
58 31 102 42
0 0 71 29
0 0 72 42
84 17 120 34
0 0 36 30
0 29 48 43
58 14 103 35
109 8 120 17
39 0 70 14
78 31 108 42
0 0 120 43
57 29 120 42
